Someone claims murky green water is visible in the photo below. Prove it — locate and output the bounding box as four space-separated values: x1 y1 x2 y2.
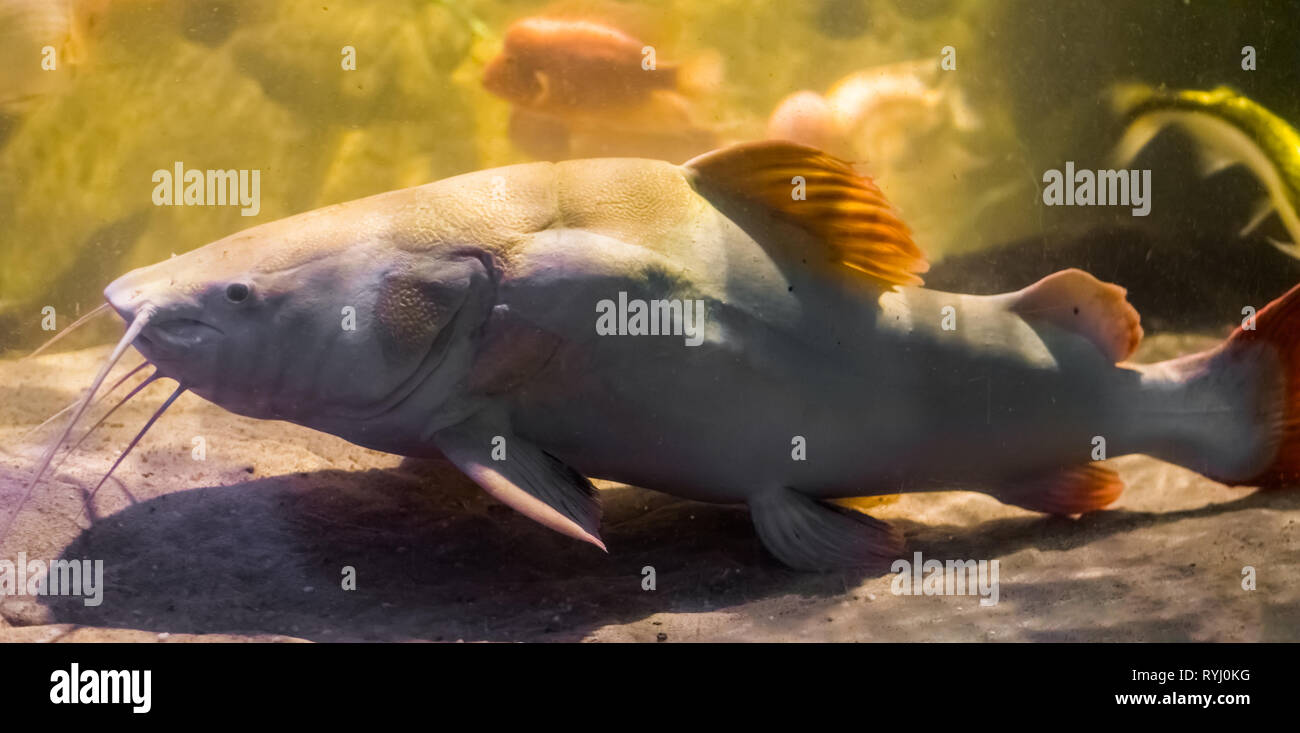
4 1 1300 645
1 0 1299 350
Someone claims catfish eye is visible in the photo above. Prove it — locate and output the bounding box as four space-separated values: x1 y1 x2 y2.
225 282 250 303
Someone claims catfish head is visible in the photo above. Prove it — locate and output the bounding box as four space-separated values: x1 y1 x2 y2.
101 191 500 445
4 161 589 550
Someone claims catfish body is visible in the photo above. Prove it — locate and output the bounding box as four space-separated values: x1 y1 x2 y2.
93 142 1300 570
488 160 1125 498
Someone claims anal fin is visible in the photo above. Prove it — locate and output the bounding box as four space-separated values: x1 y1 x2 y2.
749 488 902 571
995 464 1124 516
435 415 605 550
1010 268 1143 362
831 494 901 512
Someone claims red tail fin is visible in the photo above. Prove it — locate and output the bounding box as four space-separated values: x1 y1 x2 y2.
1226 282 1300 488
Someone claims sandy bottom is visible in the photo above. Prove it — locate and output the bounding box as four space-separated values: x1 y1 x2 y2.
1 336 1298 642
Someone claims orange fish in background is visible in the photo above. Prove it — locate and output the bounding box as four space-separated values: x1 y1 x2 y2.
483 15 722 161
0 0 104 117
484 17 678 113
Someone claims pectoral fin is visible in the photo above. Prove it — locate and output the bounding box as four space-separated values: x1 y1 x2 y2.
434 417 605 550
529 70 554 106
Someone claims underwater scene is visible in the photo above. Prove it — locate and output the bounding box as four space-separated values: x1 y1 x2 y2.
1 0 1299 647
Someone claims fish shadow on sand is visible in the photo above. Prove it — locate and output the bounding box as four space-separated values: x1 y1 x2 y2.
901 486 1300 560
893 488 1300 641
36 461 1300 641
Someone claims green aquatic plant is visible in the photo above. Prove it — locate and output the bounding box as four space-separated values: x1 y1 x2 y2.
1113 84 1300 257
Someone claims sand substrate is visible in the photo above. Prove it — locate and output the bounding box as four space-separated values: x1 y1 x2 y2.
1 334 1297 642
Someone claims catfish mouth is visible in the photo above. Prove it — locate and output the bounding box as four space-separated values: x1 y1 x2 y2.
136 317 224 352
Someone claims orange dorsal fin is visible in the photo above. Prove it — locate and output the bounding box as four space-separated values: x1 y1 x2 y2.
684 141 928 288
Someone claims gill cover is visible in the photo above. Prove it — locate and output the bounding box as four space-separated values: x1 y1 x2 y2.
370 253 494 362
